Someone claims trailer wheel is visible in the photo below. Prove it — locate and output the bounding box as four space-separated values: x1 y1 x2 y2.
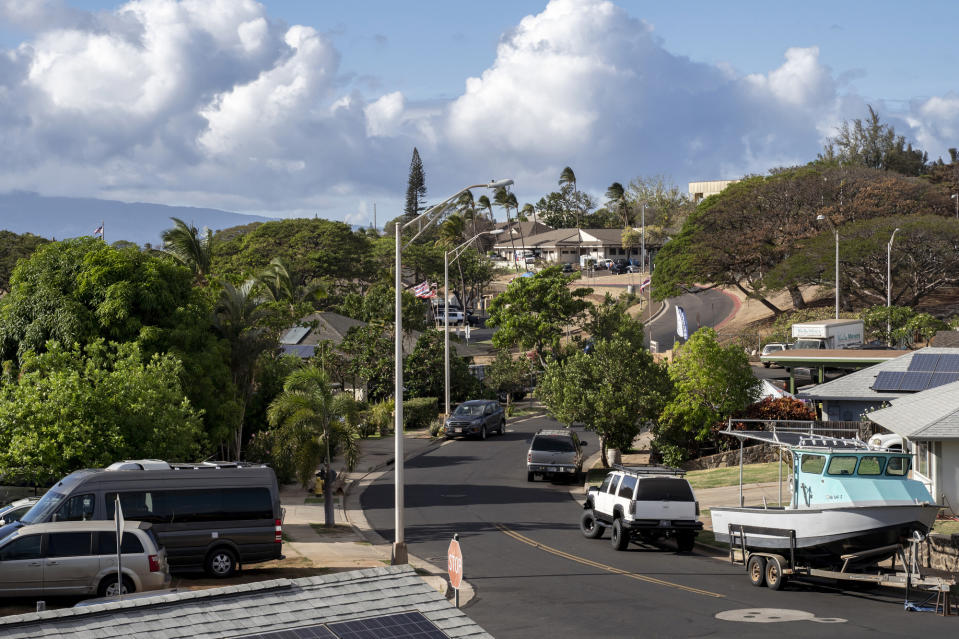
747 555 767 587
765 556 787 591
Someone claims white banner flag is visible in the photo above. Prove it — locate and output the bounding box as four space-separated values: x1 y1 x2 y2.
675 305 689 341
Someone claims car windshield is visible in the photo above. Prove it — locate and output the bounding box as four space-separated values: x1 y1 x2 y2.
20 490 66 524
532 436 575 452
453 404 484 416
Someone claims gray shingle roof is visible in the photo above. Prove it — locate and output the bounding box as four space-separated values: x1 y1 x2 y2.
867 380 959 440
796 347 959 401
0 566 491 639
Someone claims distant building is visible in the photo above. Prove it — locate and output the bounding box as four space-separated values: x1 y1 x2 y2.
491 228 645 266
688 180 738 203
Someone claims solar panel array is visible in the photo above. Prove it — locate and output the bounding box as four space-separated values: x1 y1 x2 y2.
234 612 449 639
871 353 959 392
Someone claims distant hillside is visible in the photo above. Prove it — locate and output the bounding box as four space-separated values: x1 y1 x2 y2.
0 192 274 246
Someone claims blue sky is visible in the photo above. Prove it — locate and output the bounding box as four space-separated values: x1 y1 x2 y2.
1 0 957 225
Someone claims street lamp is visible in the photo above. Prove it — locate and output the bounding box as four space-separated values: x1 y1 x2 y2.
444 229 503 417
640 202 646 274
887 227 900 344
392 178 512 565
816 214 839 319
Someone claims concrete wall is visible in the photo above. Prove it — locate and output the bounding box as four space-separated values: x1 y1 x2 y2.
683 444 786 470
916 534 959 574
938 440 959 516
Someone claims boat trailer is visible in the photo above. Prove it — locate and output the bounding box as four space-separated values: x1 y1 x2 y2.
727 524 956 610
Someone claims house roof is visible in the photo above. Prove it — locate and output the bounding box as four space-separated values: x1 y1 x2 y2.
492 220 552 238
492 227 639 250
932 330 959 347
279 312 420 359
796 347 959 402
0 565 492 639
867 380 959 440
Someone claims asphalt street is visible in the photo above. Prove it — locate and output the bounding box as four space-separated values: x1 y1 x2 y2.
645 286 734 352
361 413 957 638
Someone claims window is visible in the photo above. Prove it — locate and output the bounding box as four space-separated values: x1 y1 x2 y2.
857 456 884 476
800 455 825 474
606 476 621 495
109 489 273 523
598 475 613 494
886 457 910 476
107 492 167 524
57 493 96 521
916 441 931 478
633 478 694 502
531 436 575 453
826 456 858 476
0 535 42 561
95 532 144 555
46 532 92 557
618 475 637 499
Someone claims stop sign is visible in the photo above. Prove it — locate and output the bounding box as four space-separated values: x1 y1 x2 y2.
447 538 463 589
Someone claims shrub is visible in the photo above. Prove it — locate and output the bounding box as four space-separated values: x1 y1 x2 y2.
429 417 445 438
404 397 438 431
245 429 297 484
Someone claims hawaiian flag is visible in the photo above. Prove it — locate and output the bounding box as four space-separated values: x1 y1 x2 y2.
639 278 651 291
413 281 433 298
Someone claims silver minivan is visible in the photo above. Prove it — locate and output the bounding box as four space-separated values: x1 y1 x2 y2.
0 520 169 598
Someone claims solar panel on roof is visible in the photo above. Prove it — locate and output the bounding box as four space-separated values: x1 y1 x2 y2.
929 371 959 388
907 353 939 371
280 326 311 345
898 372 932 392
235 624 337 639
328 612 449 639
936 353 959 372
872 371 905 391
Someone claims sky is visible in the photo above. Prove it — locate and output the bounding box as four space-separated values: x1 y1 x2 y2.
1 0 958 227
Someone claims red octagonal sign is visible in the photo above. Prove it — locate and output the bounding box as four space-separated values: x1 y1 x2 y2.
447 538 463 590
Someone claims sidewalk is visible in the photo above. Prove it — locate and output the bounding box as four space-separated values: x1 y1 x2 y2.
278 430 473 602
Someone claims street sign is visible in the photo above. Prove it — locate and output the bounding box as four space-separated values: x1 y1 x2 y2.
447 538 463 590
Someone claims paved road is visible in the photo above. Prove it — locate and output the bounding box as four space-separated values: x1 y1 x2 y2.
646 287 733 351
361 413 954 638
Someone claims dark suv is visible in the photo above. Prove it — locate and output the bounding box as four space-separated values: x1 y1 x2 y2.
444 400 505 440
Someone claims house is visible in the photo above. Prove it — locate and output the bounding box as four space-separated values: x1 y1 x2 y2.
0 565 492 639
491 228 647 265
688 179 738 203
796 347 959 421
866 380 959 515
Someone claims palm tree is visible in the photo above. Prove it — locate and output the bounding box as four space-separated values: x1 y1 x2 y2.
606 182 629 228
437 215 470 310
559 166 580 228
257 257 326 316
213 278 275 460
495 187 522 271
477 194 493 222
161 217 214 284
519 202 535 223
456 190 478 238
267 366 360 526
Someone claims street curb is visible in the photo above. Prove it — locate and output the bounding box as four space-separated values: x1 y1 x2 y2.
646 299 669 325
339 437 478 607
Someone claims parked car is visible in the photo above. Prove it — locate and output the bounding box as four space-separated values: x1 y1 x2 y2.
0 519 169 598
11 460 283 577
869 432 907 452
626 264 642 273
610 262 628 275
444 400 505 440
526 429 587 482
562 263 575 273
581 466 702 551
0 497 40 526
760 342 789 367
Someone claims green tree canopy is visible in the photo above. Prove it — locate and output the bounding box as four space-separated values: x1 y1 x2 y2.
0 340 203 482
0 230 50 295
403 329 481 402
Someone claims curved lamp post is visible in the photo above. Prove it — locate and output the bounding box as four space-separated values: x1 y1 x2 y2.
445 229 503 417
392 178 512 564
816 214 839 319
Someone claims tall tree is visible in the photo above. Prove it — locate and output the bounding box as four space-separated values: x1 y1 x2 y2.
0 230 49 295
819 105 928 176
559 166 581 227
404 147 427 220
161 217 214 284
267 366 360 526
495 187 523 270
605 182 629 227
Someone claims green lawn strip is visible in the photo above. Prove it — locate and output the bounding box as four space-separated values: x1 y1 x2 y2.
932 519 959 535
694 529 728 551
686 462 787 490
305 496 341 505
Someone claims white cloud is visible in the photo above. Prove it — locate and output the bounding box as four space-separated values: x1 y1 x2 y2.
0 0 957 229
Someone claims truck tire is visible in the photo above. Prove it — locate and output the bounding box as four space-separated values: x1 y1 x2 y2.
610 518 629 551
205 547 238 578
747 555 767 587
765 555 787 591
580 509 605 539
675 531 695 553
527 471 535 482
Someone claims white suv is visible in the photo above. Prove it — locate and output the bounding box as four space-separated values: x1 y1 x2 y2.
581 466 702 551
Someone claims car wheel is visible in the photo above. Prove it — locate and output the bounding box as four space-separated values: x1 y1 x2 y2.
747 555 767 587
763 363 771 368
580 509 605 539
527 471 535 482
205 547 238 578
98 575 135 597
765 556 787 590
480 425 487 440
499 420 505 435
610 519 629 551
676 531 695 553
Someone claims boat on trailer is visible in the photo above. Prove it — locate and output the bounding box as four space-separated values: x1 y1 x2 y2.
709 427 939 569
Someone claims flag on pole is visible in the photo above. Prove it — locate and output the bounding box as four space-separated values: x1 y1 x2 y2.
93 224 104 237
639 278 651 291
413 281 432 298
675 305 689 341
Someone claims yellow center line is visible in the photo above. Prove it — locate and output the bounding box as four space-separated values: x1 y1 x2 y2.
495 523 725 598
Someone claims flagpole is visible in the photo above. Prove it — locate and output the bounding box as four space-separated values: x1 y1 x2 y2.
115 494 124 598
101 220 105 244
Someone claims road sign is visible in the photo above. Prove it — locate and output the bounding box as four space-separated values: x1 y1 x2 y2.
447 538 463 590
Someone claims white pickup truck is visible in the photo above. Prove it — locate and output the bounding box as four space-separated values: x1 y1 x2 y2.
580 466 702 551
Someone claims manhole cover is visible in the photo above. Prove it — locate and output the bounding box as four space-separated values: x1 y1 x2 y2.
715 608 846 624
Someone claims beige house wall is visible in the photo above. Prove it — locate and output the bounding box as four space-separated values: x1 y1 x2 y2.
689 180 738 203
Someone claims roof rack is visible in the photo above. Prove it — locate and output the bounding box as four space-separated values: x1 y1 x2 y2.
167 461 266 470
612 464 687 477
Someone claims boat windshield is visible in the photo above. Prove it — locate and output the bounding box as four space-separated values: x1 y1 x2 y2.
886 456 910 476
826 456 858 475
800 454 825 473
857 456 884 475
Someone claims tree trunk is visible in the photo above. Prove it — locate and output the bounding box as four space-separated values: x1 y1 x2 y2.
600 439 609 468
323 463 336 527
734 282 782 315
787 285 806 310
234 401 247 462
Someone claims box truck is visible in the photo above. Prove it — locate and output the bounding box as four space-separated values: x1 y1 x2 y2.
790 319 864 350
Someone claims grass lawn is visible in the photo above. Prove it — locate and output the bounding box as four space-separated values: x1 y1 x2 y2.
686 462 787 490
932 518 959 535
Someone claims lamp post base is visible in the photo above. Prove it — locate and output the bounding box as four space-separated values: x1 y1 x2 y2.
391 541 408 565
